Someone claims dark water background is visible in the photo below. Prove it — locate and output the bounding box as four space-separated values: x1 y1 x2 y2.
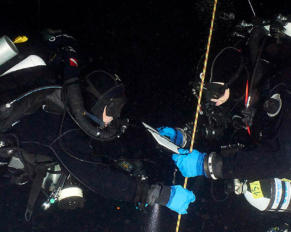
1 0 291 231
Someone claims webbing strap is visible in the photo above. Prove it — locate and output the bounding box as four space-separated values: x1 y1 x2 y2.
25 164 47 221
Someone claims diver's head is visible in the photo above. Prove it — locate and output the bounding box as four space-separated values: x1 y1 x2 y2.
82 70 127 128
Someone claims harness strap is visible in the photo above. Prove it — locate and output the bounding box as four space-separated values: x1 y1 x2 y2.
25 164 47 221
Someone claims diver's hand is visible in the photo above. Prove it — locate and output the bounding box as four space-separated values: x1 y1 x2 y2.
172 148 206 177
157 127 184 147
211 88 230 106
146 184 195 214
209 82 230 106
166 185 195 214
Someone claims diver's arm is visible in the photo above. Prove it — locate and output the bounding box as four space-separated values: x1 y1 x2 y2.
135 183 195 214
217 148 290 180
0 89 55 132
173 146 290 181
62 46 124 140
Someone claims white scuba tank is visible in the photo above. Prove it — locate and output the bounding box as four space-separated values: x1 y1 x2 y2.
0 35 46 77
243 178 291 212
0 35 19 66
0 55 46 77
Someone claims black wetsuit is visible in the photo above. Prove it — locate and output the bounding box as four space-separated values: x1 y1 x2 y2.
221 69 291 180
0 65 137 202
6 107 138 202
217 25 291 180
201 27 291 181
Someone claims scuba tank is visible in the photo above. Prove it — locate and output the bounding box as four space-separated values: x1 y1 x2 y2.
234 178 291 212
0 35 19 66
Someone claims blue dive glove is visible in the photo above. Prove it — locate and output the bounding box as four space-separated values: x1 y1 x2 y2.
172 148 206 177
157 126 184 147
166 185 195 214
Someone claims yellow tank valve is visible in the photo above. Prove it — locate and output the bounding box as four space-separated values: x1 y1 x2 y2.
13 36 28 44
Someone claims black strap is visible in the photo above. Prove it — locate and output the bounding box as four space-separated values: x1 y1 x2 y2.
265 179 277 211
224 55 244 90
25 164 47 221
275 181 286 212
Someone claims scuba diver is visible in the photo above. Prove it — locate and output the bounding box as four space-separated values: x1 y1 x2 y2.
156 14 291 213
0 31 194 222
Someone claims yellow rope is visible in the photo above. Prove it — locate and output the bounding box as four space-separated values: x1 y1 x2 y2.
175 1 218 231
